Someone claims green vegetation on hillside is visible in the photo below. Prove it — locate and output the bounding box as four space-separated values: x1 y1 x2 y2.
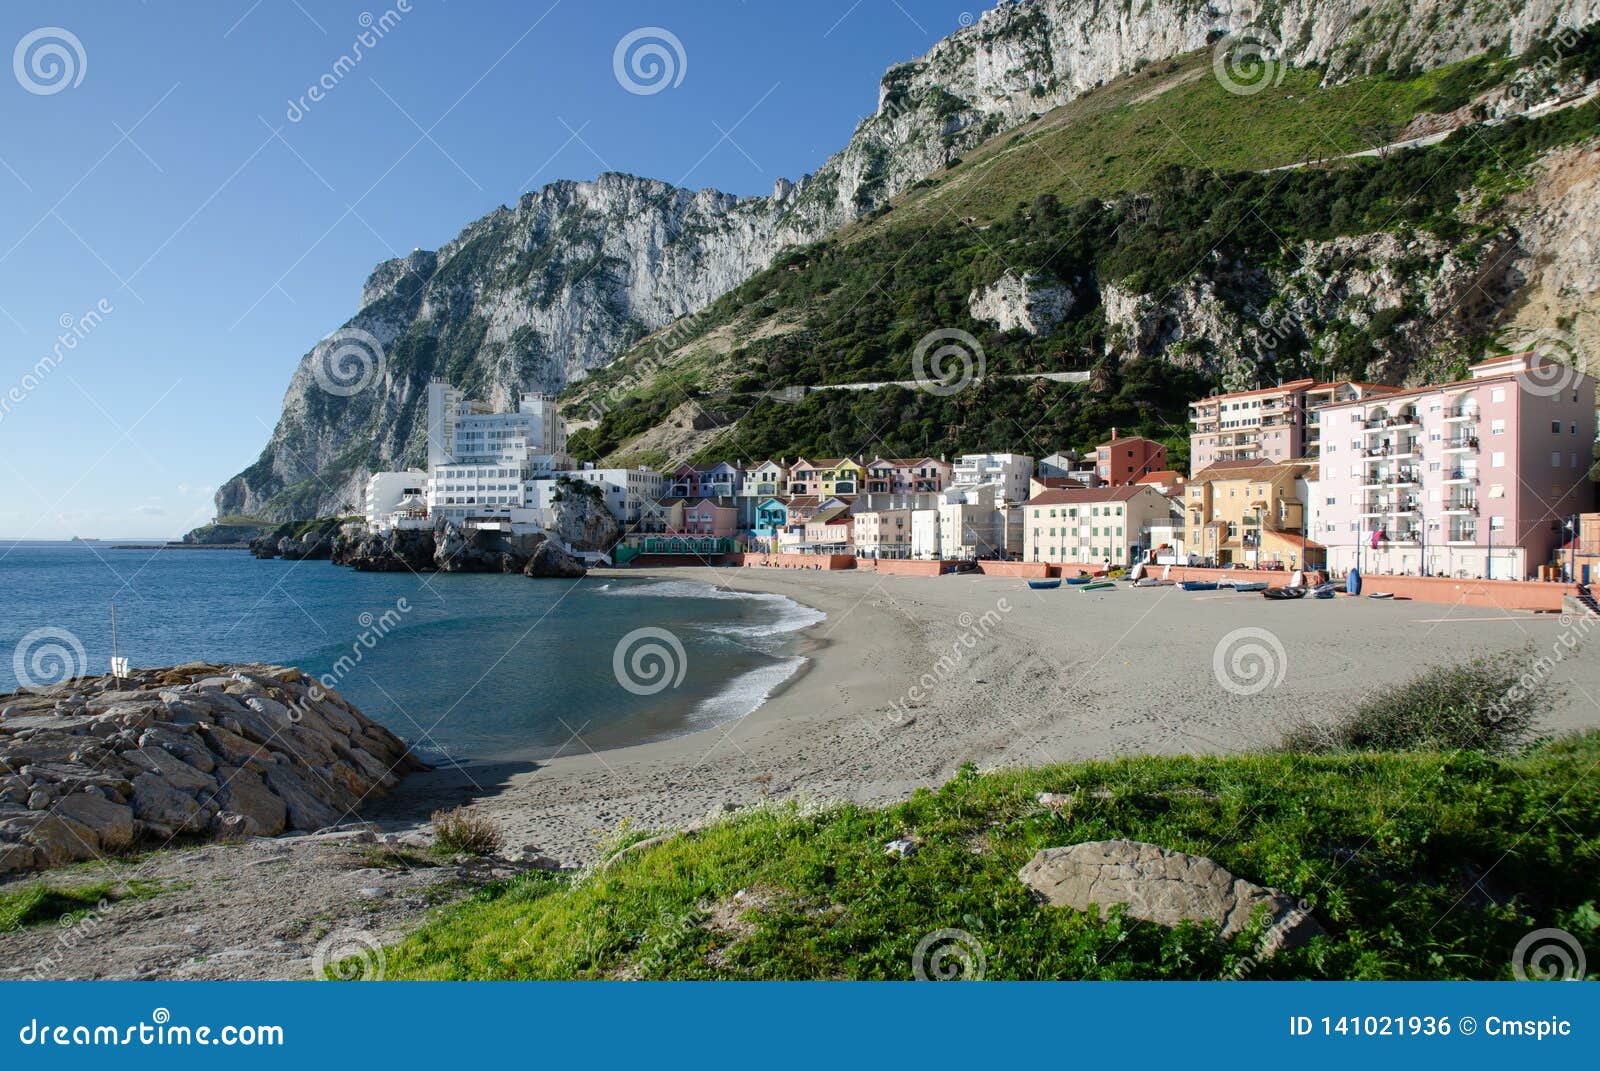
570 88 1597 466
687 361 1205 470
378 732 1600 980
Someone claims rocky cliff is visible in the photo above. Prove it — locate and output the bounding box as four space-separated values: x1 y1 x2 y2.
220 0 1598 521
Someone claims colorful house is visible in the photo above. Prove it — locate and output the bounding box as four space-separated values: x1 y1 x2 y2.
669 462 740 499
864 457 951 495
750 497 789 549
789 458 863 497
740 459 789 498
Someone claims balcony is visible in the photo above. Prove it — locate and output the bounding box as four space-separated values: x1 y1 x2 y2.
1445 408 1479 422
1443 499 1479 515
1442 436 1479 452
1444 470 1478 484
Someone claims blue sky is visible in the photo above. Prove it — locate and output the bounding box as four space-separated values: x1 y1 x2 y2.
0 0 980 539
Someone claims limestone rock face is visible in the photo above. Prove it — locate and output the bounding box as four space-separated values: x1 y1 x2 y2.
969 271 1076 335
217 0 1594 521
0 664 426 876
332 525 437 572
1018 840 1325 955
549 488 622 552
523 540 587 579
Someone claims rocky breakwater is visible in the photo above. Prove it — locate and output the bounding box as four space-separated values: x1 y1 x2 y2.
0 663 426 876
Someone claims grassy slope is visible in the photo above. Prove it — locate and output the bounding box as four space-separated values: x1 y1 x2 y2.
380 734 1600 981
843 51 1507 235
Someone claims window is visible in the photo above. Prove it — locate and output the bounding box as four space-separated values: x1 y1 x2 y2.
1326 497 1336 506
1553 452 1563 468
1491 452 1506 469
1554 421 1563 433
1490 516 1506 531
1491 388 1505 403
1490 419 1506 435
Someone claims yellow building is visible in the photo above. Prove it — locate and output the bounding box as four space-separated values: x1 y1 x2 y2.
1185 459 1320 568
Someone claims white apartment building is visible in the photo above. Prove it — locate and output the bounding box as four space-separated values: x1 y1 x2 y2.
524 465 665 525
425 380 572 525
364 470 428 532
1023 485 1173 566
911 508 942 560
952 453 1035 504
939 483 1006 559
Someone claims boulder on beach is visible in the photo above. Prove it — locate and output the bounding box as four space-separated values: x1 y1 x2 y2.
0 663 428 876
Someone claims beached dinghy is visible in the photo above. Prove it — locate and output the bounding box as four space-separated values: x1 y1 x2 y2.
1027 578 1062 590
1135 577 1172 587
1369 592 1396 599
1262 586 1306 600
1230 581 1269 593
1179 580 1218 591
1311 582 1338 599
1065 575 1093 585
1081 581 1116 592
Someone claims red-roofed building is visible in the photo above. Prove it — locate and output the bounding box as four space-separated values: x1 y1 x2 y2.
1023 484 1173 566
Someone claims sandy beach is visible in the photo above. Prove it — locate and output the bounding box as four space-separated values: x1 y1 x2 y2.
382 567 1600 864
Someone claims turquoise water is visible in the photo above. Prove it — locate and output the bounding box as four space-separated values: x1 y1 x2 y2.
0 543 819 763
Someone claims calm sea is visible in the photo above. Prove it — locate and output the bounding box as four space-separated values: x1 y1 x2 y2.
0 542 820 764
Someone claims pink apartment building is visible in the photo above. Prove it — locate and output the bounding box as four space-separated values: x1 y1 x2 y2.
1314 352 1596 579
1189 379 1396 472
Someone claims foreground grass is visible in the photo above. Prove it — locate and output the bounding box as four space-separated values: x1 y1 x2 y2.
381 734 1600 980
0 880 161 933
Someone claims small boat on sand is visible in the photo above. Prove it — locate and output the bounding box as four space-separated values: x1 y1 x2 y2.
1065 575 1093 585
1369 592 1396 600
1027 578 1062 590
1134 577 1172 587
1081 581 1116 592
1229 581 1269 593
1180 580 1218 591
1262 586 1306 600
1311 582 1337 599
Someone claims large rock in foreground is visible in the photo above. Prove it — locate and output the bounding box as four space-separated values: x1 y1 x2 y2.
1018 840 1324 955
0 664 427 875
